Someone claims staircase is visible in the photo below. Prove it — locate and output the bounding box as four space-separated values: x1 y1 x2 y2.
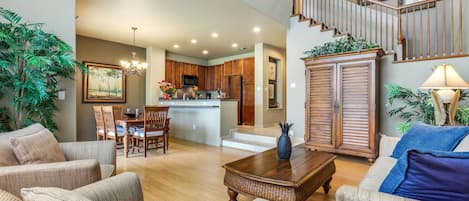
222 127 304 152
292 0 468 62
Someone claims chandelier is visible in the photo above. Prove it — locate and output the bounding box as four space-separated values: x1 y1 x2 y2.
120 27 147 76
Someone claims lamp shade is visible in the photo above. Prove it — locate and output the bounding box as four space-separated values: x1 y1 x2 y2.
420 64 469 89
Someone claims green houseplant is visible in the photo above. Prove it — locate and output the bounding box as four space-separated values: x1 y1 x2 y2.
304 37 379 57
0 8 85 132
385 84 469 134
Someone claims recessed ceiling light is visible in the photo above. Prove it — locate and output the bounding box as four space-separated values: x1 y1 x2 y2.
211 32 219 38
253 26 261 33
232 43 238 48
173 44 180 48
191 39 198 44
202 50 209 55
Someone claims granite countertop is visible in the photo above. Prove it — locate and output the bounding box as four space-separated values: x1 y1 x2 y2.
158 98 238 108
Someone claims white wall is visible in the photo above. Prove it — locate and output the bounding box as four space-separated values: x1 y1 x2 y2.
286 15 469 138
146 47 166 105
286 16 337 137
254 43 265 127
262 44 286 127
0 0 77 142
254 43 287 127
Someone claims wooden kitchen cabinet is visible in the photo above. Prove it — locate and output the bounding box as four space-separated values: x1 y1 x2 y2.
165 60 175 84
232 59 243 75
205 67 214 90
223 61 232 76
214 65 223 89
165 58 255 126
174 62 183 88
224 59 243 76
242 82 255 125
197 66 206 90
242 57 255 82
183 63 198 76
304 49 383 162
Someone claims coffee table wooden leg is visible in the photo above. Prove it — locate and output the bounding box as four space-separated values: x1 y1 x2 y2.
227 188 238 201
323 177 332 194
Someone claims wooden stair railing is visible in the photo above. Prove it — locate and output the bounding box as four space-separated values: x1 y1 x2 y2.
292 0 467 62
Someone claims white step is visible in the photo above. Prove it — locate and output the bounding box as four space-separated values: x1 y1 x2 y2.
231 131 277 144
222 138 275 152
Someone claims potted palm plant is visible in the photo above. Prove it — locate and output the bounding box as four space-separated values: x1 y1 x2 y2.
0 8 85 132
385 84 469 134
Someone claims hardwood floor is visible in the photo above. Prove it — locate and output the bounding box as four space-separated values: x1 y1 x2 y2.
117 138 369 201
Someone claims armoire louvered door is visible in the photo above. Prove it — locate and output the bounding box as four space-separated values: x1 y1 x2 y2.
305 65 335 148
337 62 376 155
304 49 383 162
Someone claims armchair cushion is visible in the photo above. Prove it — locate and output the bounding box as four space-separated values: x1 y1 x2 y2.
9 129 65 165
100 164 115 179
21 187 91 201
0 160 101 197
380 150 469 201
59 141 116 177
391 123 469 158
0 124 45 167
0 189 21 201
75 172 144 201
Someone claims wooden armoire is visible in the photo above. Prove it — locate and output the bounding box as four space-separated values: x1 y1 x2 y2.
303 49 384 162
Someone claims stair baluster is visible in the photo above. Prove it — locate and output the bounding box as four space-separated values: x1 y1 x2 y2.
291 0 468 62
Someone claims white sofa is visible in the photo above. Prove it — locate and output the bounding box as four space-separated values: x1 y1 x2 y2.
336 134 469 201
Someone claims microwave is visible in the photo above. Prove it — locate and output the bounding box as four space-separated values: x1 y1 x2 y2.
182 75 198 86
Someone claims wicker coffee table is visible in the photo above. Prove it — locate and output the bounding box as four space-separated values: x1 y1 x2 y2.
222 144 336 201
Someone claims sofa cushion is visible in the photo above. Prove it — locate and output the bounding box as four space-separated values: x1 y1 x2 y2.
0 189 21 201
21 187 91 201
454 135 469 152
391 123 469 158
100 164 115 179
380 150 469 200
0 124 45 167
9 129 66 165
359 156 397 191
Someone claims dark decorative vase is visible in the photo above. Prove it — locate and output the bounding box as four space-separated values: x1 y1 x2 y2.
277 122 293 160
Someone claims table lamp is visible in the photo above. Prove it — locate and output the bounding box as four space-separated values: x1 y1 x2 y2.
420 64 469 125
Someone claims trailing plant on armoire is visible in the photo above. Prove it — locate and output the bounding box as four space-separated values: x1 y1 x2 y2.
0 8 85 132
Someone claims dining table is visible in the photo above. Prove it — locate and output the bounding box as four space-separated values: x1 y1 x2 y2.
115 115 144 158
115 114 171 158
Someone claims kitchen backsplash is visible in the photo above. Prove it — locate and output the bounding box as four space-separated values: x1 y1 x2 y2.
172 88 223 99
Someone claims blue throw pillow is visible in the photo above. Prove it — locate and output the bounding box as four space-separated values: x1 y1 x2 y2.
391 123 469 158
380 150 469 201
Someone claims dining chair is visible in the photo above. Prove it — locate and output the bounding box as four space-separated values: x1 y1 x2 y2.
102 106 128 145
92 106 106 140
133 106 169 157
112 105 124 118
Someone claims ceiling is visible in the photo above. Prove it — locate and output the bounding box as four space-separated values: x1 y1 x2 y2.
76 0 288 59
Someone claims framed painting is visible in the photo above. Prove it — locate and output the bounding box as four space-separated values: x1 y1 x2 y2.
83 62 126 103
268 57 278 81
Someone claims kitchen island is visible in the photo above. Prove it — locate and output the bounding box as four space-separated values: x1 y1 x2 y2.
158 99 238 146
